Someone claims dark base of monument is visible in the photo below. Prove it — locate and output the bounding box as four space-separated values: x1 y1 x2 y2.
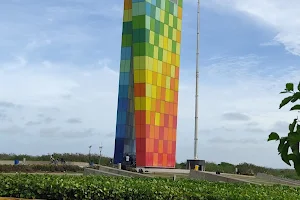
186 159 206 171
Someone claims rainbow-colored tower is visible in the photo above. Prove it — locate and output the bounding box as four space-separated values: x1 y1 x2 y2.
114 0 183 168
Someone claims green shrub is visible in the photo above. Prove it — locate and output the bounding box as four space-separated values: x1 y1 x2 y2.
0 174 299 200
0 165 83 173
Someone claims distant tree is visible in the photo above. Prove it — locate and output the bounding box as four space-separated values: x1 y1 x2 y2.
268 82 300 175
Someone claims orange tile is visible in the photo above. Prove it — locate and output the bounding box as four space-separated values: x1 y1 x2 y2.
173 103 178 116
168 128 173 140
160 101 165 114
154 126 159 139
153 153 158 166
164 102 170 115
150 125 155 138
178 6 182 19
175 68 179 79
170 78 175 90
161 88 166 100
164 127 168 140
150 111 155 125
155 100 161 112
158 140 163 153
156 86 161 99
162 62 167 75
152 72 158 85
147 138 154 153
174 91 178 103
169 115 173 128
168 141 172 154
161 75 166 88
176 31 181 43
171 53 176 66
151 98 157 112
160 113 165 127
163 153 168 166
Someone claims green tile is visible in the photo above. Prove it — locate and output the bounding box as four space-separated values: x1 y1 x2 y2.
164 12 169 24
145 29 150 42
173 17 178 29
132 29 140 43
154 33 159 46
150 4 156 18
133 43 140 56
139 42 146 56
158 47 163 61
133 15 146 29
172 40 176 53
155 19 160 34
122 22 132 34
168 26 173 39
178 0 183 7
147 43 154 57
165 0 170 12
139 2 146 15
159 21 164 35
169 2 174 15
122 34 132 46
156 0 162 8
150 17 156 31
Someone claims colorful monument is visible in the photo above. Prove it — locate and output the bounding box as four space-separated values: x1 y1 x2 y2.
114 0 183 168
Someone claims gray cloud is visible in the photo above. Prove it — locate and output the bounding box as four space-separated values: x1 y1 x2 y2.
0 126 23 135
26 121 42 126
222 112 251 121
61 128 97 138
0 101 16 108
245 127 265 134
270 121 290 133
66 118 82 124
44 117 55 124
40 127 61 137
207 137 260 144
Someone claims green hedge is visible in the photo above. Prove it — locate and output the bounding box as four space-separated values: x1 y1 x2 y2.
0 165 83 173
0 174 299 200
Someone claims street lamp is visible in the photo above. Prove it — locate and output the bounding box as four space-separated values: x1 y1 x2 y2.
99 145 103 169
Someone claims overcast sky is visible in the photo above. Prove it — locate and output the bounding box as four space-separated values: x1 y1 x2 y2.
0 0 299 169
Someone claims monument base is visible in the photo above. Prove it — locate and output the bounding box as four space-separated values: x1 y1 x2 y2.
186 159 206 171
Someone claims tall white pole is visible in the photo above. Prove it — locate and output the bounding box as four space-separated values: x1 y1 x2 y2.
194 0 200 160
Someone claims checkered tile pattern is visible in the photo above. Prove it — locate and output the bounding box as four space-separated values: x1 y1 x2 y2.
114 0 183 168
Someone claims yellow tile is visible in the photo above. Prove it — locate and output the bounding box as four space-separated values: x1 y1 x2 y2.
167 51 172 64
148 57 153 71
146 70 153 84
134 97 141 110
168 39 173 52
166 76 171 89
151 98 156 112
154 46 158 60
155 113 160 126
165 89 170 102
176 43 181 55
172 29 177 41
140 97 146 110
160 10 165 22
163 50 167 62
153 58 158 72
158 61 163 73
146 97 151 111
151 85 157 98
159 35 164 48
156 87 161 99
169 14 173 27
157 73 162 87
150 31 155 45
177 19 182 31
146 83 152 97
176 54 180 66
171 65 175 78
164 24 168 37
146 110 151 124
161 75 166 88
163 37 168 50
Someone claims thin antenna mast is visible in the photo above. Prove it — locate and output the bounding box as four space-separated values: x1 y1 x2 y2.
194 0 200 160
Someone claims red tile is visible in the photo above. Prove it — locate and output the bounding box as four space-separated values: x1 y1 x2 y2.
136 152 146 167
146 152 153 167
163 140 168 154
158 153 163 167
154 139 159 153
173 116 178 129
146 124 150 138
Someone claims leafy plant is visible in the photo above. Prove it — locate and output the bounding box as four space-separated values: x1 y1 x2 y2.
0 174 300 200
0 164 83 173
268 82 300 175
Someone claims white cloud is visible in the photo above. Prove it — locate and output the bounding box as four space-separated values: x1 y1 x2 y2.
204 0 300 56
